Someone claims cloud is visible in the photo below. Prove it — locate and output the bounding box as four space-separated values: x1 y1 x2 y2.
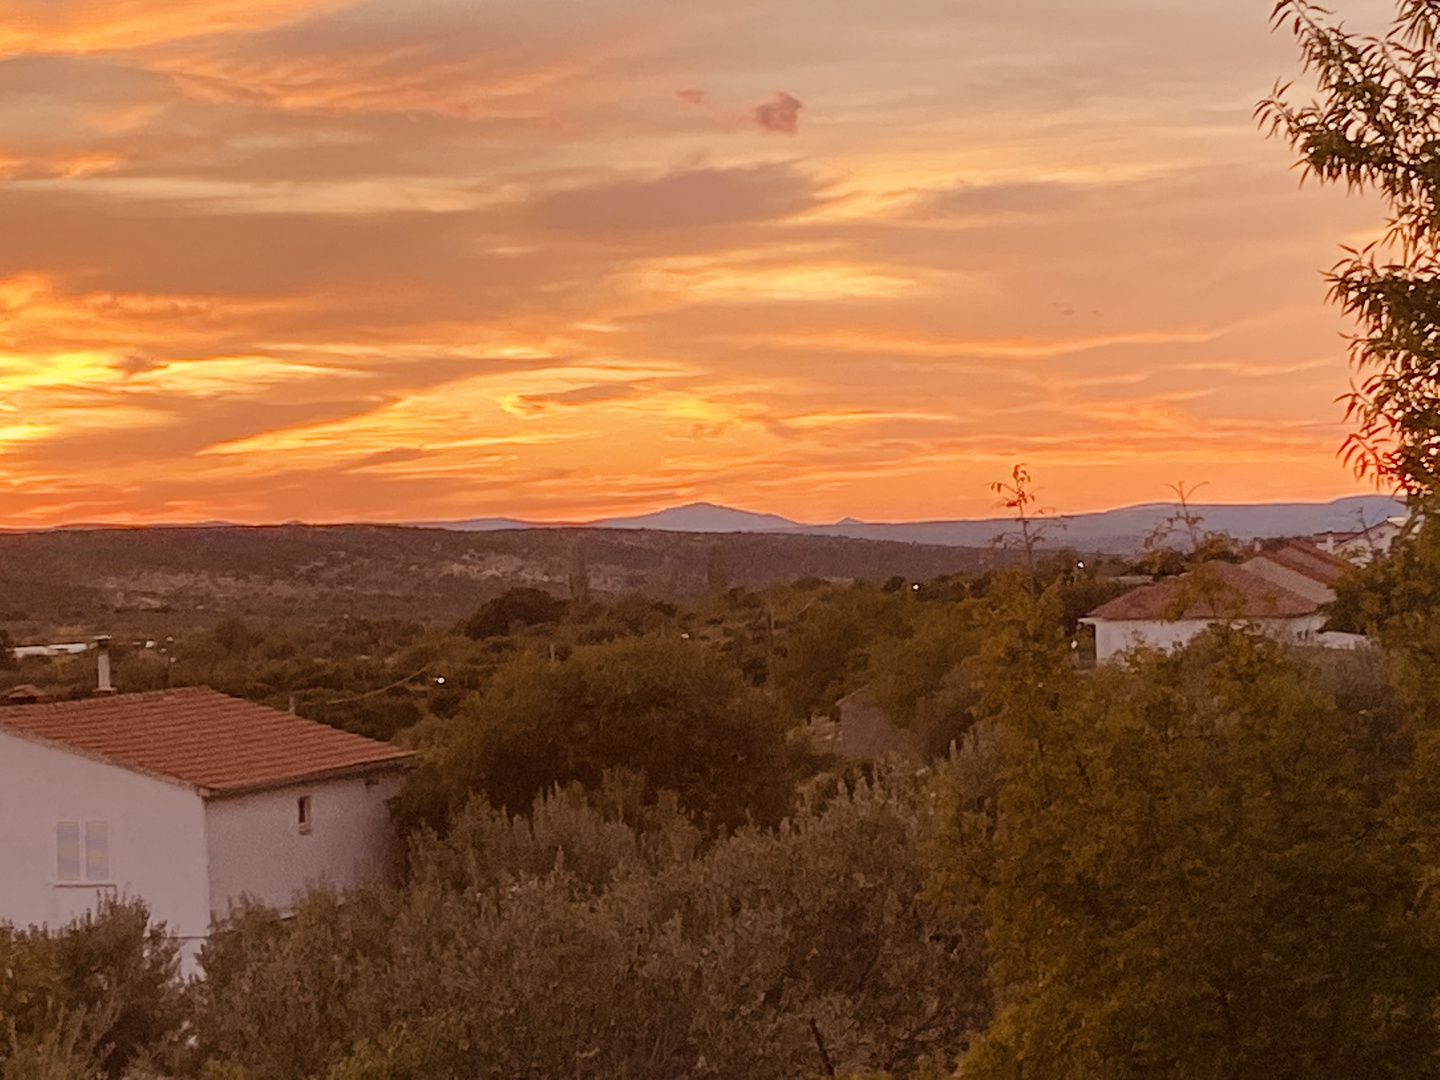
675 87 804 136
0 0 352 57
501 381 641 415
752 91 802 135
631 252 920 303
0 0 1389 525
533 164 820 234
111 353 166 377
911 180 1084 221
343 446 431 471
150 43 599 120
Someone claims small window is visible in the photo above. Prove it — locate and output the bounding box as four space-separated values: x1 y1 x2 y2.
56 821 81 881
84 821 109 882
297 796 312 834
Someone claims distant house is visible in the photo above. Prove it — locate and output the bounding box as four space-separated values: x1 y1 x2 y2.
834 688 920 761
0 686 410 964
802 687 921 763
1242 542 1349 603
11 642 91 660
1080 543 1361 663
1312 515 1408 565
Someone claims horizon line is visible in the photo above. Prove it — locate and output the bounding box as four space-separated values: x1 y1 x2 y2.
0 491 1402 534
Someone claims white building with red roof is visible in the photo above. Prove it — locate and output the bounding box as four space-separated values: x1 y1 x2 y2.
1080 543 1360 663
0 686 411 962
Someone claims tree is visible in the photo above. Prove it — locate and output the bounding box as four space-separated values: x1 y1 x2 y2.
927 579 1437 1079
1263 0 1440 499
461 587 566 640
1138 481 1238 576
867 600 984 759
989 464 1064 590
424 635 802 832
769 586 909 721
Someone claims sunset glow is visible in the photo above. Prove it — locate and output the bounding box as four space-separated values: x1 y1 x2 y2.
0 0 1401 525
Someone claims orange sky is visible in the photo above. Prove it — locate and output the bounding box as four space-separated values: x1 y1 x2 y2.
0 0 1404 525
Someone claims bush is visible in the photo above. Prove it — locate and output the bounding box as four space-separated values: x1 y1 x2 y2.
461 588 566 641
426 635 806 832
0 900 188 1080
196 775 988 1080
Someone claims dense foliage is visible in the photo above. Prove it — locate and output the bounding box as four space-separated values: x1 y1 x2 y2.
0 901 186 1080
1265 0 1440 498
399 635 810 833
195 775 986 1080
11 529 1440 1078
10 484 1440 1078
927 577 1440 1078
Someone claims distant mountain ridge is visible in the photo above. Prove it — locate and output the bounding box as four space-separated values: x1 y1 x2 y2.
591 502 797 533
415 502 798 533
422 495 1405 554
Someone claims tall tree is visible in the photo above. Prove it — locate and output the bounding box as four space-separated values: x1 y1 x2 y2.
425 635 800 832
928 579 1437 1079
1263 0 1440 498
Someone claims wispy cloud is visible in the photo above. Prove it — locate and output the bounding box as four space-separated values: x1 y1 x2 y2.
0 0 1388 524
0 0 348 56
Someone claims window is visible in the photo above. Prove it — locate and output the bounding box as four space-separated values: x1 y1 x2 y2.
57 820 109 882
85 821 109 881
56 822 80 881
297 796 312 834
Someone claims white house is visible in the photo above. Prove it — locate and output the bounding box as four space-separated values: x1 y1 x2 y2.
1241 543 1346 604
1312 515 1408 565
0 686 411 961
1079 544 1358 663
11 642 91 660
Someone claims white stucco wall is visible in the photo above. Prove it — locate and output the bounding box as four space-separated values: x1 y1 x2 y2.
1087 614 1329 663
1086 618 1210 662
0 728 210 943
204 768 405 919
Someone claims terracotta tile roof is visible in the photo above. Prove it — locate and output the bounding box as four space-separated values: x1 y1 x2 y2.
1253 542 1349 585
0 686 411 795
1086 561 1320 622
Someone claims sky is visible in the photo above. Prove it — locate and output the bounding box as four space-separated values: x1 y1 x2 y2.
0 0 1405 525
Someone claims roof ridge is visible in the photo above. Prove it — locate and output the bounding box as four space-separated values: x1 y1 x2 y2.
0 686 410 794
8 685 220 716
1225 562 1316 606
1086 560 1321 622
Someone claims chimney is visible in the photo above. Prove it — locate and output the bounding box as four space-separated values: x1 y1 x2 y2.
94 635 116 696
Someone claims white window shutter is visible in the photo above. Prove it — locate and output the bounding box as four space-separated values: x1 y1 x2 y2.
84 820 109 882
56 821 81 881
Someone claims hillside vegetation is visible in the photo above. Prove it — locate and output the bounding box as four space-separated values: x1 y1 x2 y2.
0 524 1004 638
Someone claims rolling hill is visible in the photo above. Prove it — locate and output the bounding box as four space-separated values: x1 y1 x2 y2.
0 524 1003 636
